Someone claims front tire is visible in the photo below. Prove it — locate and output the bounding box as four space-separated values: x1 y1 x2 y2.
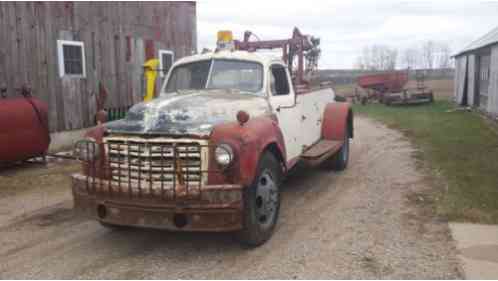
236 152 282 247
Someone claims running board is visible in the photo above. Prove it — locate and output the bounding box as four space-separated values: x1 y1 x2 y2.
301 139 343 166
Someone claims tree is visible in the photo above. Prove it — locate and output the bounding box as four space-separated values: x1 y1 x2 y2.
355 45 397 70
354 56 366 70
357 41 453 70
384 47 398 70
400 48 419 69
422 41 436 69
436 43 452 69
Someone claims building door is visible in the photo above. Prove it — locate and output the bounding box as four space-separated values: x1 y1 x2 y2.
478 53 491 109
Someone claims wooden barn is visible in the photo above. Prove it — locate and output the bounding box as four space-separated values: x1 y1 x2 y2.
454 26 498 115
0 2 197 132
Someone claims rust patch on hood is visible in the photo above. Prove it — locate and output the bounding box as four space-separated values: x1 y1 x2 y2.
105 89 271 136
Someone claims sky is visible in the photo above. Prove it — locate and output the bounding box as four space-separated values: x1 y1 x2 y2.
196 0 498 69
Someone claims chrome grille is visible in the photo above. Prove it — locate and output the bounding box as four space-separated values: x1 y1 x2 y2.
104 137 208 188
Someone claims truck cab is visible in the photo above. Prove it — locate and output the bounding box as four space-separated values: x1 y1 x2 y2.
72 33 353 246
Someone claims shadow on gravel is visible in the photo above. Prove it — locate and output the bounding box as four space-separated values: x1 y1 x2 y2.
94 164 339 241
0 203 82 231
2 162 345 262
0 161 48 176
64 164 343 254
282 162 342 199
86 163 343 250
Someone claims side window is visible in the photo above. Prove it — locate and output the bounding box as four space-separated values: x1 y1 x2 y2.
159 50 174 77
57 40 86 78
270 65 290 96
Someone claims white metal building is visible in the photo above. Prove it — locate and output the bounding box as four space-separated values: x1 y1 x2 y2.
454 26 498 115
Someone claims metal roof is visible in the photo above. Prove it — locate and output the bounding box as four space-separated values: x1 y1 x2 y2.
454 26 498 57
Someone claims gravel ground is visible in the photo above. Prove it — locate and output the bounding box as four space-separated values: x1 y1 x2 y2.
0 117 462 279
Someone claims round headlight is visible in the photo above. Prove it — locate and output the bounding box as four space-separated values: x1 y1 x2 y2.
215 144 234 167
74 138 100 162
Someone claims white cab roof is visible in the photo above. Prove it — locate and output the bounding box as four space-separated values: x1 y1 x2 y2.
174 50 283 67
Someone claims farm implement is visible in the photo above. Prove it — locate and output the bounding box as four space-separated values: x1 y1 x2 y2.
357 70 434 105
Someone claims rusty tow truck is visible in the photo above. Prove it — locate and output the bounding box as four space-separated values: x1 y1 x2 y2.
72 28 353 246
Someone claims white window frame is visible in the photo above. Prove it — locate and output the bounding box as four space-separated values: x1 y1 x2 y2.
57 40 86 78
158 49 174 77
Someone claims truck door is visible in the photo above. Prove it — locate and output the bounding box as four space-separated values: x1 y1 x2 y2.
268 64 302 161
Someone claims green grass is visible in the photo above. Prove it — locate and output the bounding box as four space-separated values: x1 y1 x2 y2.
354 100 498 224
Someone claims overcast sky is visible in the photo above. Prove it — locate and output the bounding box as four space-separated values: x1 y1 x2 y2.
196 0 498 69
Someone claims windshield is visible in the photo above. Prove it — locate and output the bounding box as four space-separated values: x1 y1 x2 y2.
165 59 263 93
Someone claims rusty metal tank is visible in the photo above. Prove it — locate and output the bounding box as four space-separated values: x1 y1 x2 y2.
0 95 51 164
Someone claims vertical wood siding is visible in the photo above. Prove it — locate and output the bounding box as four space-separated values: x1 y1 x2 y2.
455 56 468 105
488 45 498 114
467 54 476 106
0 2 196 132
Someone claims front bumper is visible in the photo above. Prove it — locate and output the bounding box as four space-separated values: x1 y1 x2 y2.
71 174 244 232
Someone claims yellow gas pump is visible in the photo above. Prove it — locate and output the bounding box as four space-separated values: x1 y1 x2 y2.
143 59 159 102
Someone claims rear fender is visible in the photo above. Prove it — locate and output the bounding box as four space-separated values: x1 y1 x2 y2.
209 115 286 186
321 102 353 141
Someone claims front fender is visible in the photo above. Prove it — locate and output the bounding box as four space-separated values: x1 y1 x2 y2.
321 102 353 141
209 115 286 186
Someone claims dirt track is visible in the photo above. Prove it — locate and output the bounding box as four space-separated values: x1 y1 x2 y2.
0 117 462 279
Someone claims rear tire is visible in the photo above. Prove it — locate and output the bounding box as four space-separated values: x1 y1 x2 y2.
322 129 350 171
236 152 282 247
334 95 347 102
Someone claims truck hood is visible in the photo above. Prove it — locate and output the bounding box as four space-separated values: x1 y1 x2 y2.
105 89 271 136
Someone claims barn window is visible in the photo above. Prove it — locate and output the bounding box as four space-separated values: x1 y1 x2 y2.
159 50 174 77
57 40 86 78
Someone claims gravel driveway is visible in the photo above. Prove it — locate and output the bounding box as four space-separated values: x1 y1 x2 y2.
0 117 462 279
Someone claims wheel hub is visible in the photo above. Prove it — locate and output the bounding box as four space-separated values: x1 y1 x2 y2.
255 170 278 228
